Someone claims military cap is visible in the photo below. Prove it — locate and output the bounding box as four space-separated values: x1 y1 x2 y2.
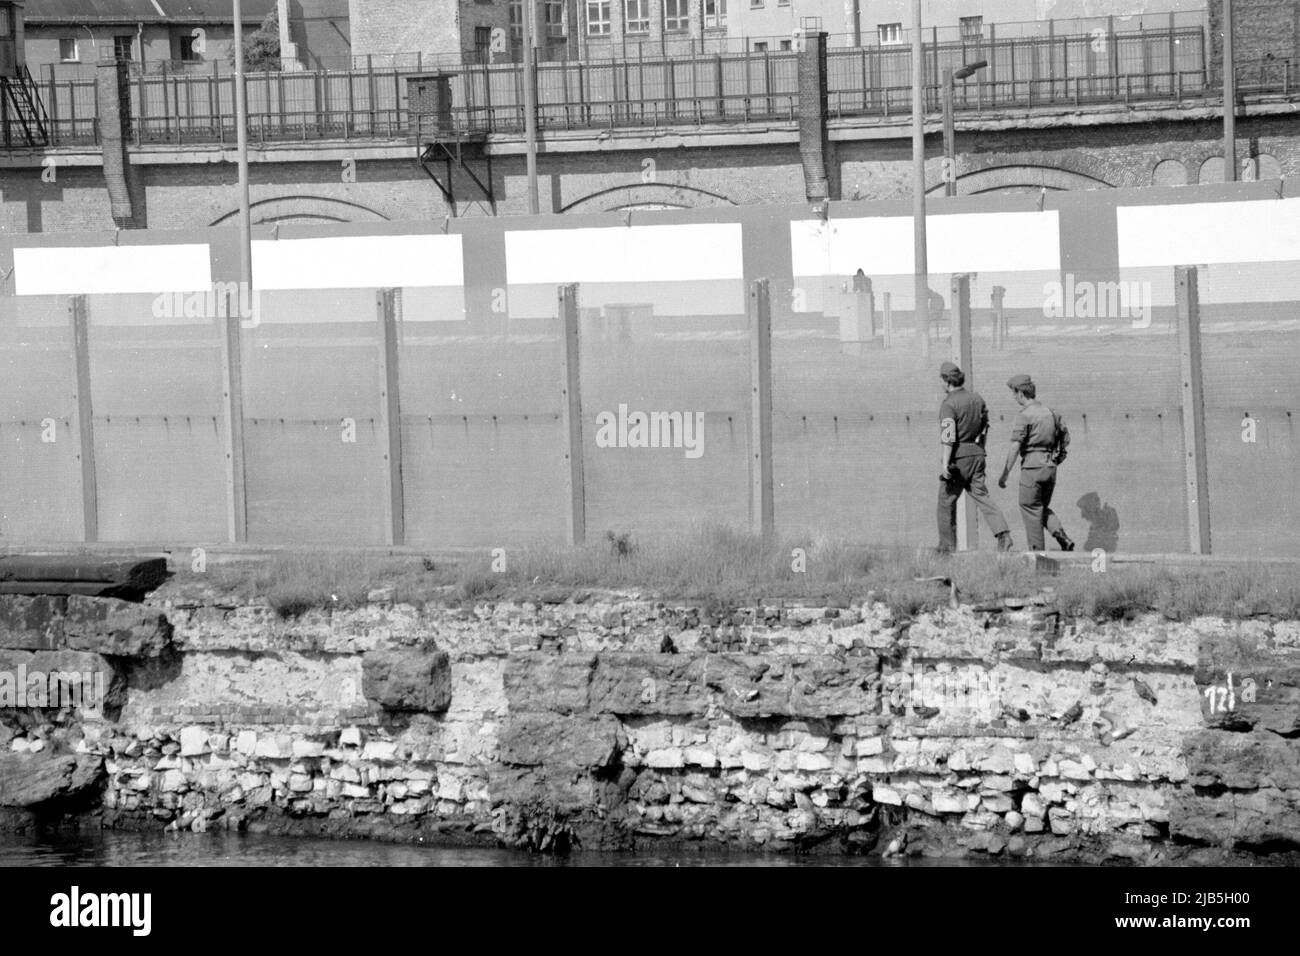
1007 373 1034 390
940 361 962 377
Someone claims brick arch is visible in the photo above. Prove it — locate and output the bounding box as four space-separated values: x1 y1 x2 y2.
927 164 1114 195
208 195 391 226
560 182 737 213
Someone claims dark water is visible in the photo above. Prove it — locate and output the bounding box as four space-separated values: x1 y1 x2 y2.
0 831 1002 867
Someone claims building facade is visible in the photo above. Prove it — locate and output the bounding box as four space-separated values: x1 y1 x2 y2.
20 0 350 74
344 0 1210 63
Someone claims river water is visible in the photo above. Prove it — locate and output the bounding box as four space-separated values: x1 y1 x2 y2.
0 831 996 867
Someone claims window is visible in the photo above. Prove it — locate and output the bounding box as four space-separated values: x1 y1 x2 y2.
779 39 791 50
509 0 522 43
113 35 135 60
959 16 983 40
59 38 80 62
750 0 763 8
663 0 688 32
474 25 492 59
0 8 12 38
778 0 789 6
878 22 903 45
544 0 564 38
586 0 610 35
624 0 649 34
753 40 768 52
703 0 726 29
176 33 201 61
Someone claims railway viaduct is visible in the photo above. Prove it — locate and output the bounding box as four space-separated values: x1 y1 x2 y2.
6 18 1300 233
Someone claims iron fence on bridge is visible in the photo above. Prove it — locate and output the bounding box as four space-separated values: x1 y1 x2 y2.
23 20 1300 150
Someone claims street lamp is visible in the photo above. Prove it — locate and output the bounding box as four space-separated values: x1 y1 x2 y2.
942 59 986 197
911 0 928 358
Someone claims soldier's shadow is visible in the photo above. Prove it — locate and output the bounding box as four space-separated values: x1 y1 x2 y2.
1076 491 1120 553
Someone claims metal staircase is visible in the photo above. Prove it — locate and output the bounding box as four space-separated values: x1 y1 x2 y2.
2 65 50 148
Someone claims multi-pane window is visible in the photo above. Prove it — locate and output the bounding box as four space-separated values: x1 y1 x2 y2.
703 0 726 28
779 39 791 50
59 38 80 62
959 16 983 39
663 0 688 32
750 0 763 8
544 0 564 38
0 8 12 38
586 0 610 35
878 22 903 45
113 35 135 60
753 40 768 51
509 0 522 42
624 0 649 34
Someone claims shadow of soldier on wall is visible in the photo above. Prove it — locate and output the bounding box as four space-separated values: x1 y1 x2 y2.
1077 492 1120 553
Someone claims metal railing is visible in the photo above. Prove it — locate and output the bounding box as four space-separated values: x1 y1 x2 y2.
15 32 1300 151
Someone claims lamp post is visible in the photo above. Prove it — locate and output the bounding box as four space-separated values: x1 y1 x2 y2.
1223 0 1236 182
522 0 540 213
942 60 987 197
233 0 251 294
911 0 928 357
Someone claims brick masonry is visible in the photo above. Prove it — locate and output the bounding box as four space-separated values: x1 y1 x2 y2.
1210 0 1300 82
6 108 1300 233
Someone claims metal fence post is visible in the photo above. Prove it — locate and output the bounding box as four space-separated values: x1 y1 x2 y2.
559 284 586 546
1175 265 1211 553
69 295 98 542
749 278 774 540
950 273 975 551
377 288 405 546
219 287 248 542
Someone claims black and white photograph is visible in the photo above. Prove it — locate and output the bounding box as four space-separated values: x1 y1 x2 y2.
0 0 1293 935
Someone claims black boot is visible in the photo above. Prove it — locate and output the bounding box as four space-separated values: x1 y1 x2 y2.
996 531 1015 553
1054 530 1075 552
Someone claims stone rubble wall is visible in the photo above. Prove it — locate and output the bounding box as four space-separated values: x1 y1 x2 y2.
2 592 1298 859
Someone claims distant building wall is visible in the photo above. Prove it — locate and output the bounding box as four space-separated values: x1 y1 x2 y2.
1209 0 1300 83
291 0 352 66
348 0 461 57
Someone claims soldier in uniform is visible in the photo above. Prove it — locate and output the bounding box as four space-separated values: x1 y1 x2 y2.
998 374 1076 552
937 362 1014 553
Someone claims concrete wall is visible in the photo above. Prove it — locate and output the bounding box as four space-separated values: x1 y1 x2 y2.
0 186 1297 556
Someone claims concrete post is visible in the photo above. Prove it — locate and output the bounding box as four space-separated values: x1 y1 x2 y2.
69 295 98 542
749 278 774 540
377 289 405 546
992 284 1006 349
559 284 586 546
1175 265 1211 553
